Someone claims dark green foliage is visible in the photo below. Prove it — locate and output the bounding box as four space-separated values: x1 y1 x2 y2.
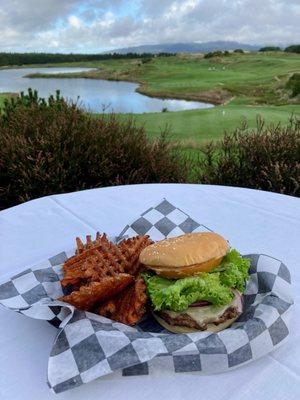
204 50 236 58
0 90 187 210
194 117 300 196
204 51 224 59
141 57 153 64
1 90 299 209
284 45 300 54
0 52 175 67
286 73 300 97
259 46 281 52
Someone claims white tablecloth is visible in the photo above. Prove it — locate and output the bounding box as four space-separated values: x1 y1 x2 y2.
0 184 299 399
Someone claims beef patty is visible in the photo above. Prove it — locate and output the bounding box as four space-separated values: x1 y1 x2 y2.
158 306 238 331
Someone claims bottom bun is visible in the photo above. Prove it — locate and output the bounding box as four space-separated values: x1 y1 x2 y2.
153 312 238 333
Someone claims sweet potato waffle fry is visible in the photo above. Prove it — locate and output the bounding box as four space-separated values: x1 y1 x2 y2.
59 233 153 324
97 276 147 325
61 234 152 288
60 274 133 310
118 235 154 275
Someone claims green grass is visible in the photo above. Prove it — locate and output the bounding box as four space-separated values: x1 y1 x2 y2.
23 52 300 104
1 52 300 142
0 92 16 107
118 104 300 144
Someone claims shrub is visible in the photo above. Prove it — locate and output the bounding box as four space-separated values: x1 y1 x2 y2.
141 57 153 64
204 51 223 59
233 49 244 53
193 117 300 196
0 89 188 210
286 73 300 97
259 46 281 52
284 45 300 54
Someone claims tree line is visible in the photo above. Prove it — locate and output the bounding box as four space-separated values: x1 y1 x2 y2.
0 52 175 67
0 46 298 67
259 45 300 53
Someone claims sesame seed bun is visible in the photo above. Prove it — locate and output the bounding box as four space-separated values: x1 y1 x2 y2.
139 232 229 278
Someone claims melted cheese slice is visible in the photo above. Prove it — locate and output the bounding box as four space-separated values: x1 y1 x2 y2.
155 297 239 333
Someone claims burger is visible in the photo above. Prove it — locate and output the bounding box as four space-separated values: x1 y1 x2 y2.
140 232 250 333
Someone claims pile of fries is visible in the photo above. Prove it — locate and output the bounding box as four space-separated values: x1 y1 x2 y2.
59 233 153 325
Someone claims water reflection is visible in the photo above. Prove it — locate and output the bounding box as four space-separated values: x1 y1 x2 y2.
0 67 214 113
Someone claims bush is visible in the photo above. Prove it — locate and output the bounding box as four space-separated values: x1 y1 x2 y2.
204 51 224 59
259 46 281 52
141 57 153 64
0 90 188 209
286 73 300 97
233 49 244 53
193 117 300 196
1 90 299 209
284 45 300 54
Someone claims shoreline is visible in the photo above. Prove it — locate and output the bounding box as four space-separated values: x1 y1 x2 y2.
23 70 227 106
0 52 298 109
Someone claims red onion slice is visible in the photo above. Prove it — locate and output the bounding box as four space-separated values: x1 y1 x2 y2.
189 300 212 307
189 290 243 311
232 288 243 313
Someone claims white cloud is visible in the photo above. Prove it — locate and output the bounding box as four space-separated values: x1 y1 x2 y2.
166 0 198 19
97 12 115 28
0 0 299 52
68 15 82 28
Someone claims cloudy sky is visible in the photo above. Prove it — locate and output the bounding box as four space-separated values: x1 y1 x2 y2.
0 0 299 53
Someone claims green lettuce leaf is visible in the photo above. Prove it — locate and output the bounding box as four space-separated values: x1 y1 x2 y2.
217 249 251 292
143 272 233 312
143 249 250 312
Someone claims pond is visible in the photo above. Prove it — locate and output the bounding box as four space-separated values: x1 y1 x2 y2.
0 67 214 113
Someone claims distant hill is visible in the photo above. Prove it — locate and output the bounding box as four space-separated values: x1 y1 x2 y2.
106 41 260 54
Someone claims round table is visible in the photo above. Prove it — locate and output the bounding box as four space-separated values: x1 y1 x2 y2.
0 184 299 400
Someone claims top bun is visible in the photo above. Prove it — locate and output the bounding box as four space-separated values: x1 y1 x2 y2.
139 232 229 278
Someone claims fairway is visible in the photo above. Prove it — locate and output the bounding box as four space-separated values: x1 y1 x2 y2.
24 52 300 104
120 104 300 144
1 52 299 142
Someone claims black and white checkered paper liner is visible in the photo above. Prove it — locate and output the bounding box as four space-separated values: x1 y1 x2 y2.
0 199 293 394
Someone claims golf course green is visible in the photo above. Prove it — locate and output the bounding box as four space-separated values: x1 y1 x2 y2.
2 52 300 143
